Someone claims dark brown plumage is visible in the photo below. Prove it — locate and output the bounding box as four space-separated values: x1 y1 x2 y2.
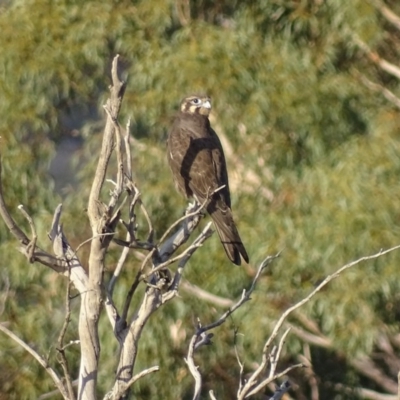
167 94 249 265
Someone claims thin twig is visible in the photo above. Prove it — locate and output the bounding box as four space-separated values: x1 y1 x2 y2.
74 232 115 255
109 241 131 297
234 327 245 396
0 158 29 244
239 245 400 398
120 365 159 392
124 119 132 179
140 201 154 243
356 70 400 110
200 254 279 333
158 200 207 245
246 363 304 398
209 390 217 400
143 236 208 281
103 104 124 209
352 35 400 80
56 271 76 400
18 205 37 262
0 324 69 399
371 0 400 31
269 328 291 379
181 280 235 308
162 222 214 304
185 254 279 399
185 333 203 400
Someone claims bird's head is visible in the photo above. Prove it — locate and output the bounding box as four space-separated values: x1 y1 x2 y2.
180 95 212 117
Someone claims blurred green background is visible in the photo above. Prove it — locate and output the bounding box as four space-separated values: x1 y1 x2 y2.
1 0 400 399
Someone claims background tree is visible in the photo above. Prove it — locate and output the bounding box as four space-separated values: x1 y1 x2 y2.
1 0 400 399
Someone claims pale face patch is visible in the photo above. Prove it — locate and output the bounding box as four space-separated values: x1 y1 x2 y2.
181 95 212 116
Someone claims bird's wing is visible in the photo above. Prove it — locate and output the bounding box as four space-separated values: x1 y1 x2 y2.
167 119 193 197
209 127 231 208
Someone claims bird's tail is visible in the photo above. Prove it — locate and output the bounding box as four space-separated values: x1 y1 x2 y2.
209 206 249 266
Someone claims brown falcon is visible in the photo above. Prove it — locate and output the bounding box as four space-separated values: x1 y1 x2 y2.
167 94 249 265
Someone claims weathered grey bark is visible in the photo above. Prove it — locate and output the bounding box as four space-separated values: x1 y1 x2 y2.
0 55 213 400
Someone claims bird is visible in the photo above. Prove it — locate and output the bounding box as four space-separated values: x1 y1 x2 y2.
167 94 249 265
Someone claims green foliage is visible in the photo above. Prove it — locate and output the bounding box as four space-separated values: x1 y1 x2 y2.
1 0 400 398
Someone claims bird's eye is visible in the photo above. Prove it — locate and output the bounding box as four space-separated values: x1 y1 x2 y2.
191 98 200 105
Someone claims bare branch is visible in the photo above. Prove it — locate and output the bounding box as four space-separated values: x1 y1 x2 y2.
371 0 400 31
269 328 291 379
120 365 159 393
185 255 279 399
79 54 126 400
0 158 29 244
88 54 126 222
124 119 133 179
38 380 79 400
239 245 400 398
234 328 245 397
185 332 203 400
18 205 37 262
209 390 218 400
352 36 400 80
180 280 235 308
0 324 69 399
111 286 162 398
333 382 397 400
0 159 68 272
355 71 400 110
162 222 214 303
246 364 304 398
158 199 208 246
56 272 76 400
200 254 279 333
103 104 124 210
350 356 397 394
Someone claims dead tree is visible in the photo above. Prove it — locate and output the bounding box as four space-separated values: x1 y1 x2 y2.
1 56 400 400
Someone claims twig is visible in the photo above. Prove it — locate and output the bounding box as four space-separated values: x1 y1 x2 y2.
124 119 132 179
38 380 78 400
371 0 400 31
0 324 69 399
81 53 126 400
120 365 159 392
103 104 124 210
269 328 291 379
140 200 154 243
298 343 319 400
200 254 279 333
246 363 304 398
356 71 400 110
163 222 214 303
18 205 37 262
120 248 156 325
352 35 400 80
143 237 207 280
109 242 130 297
180 280 235 308
185 254 279 399
0 158 29 245
158 200 207 245
56 271 76 400
209 390 217 400
234 327 245 396
239 245 400 398
185 333 203 400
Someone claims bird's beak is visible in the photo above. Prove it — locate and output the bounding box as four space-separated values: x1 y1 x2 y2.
202 100 211 109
